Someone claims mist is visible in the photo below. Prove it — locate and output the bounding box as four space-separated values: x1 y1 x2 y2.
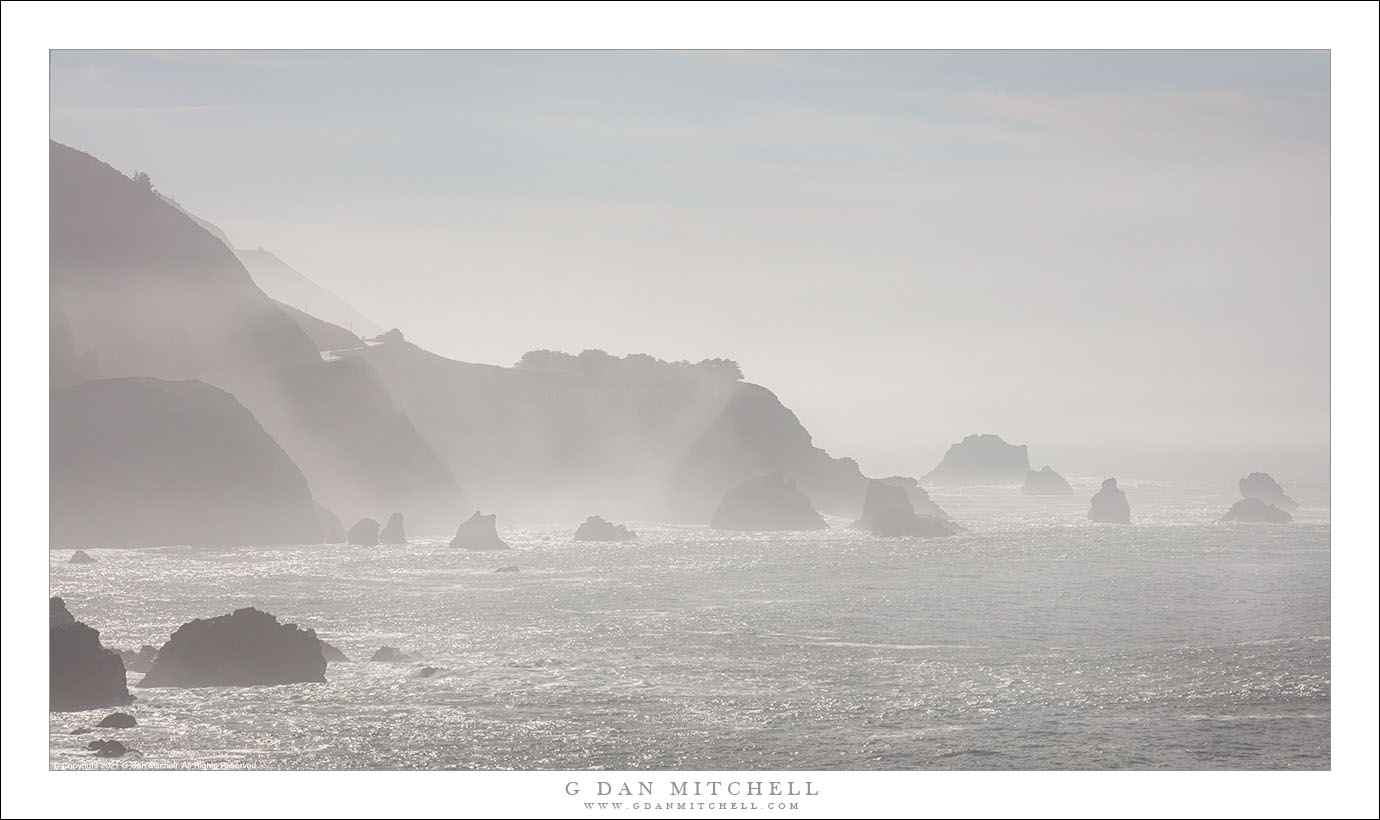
48 49 1330 485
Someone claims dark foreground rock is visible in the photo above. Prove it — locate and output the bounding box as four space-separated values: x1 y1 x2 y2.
137 607 326 688
69 550 96 564
117 645 159 674
870 507 959 538
347 518 380 546
450 511 509 550
922 433 1030 485
1238 472 1299 511
1022 465 1074 495
711 471 828 532
96 712 137 728
574 515 637 541
1220 497 1293 523
370 646 412 662
380 512 406 544
88 739 132 757
321 641 350 663
1089 478 1131 523
50 597 132 711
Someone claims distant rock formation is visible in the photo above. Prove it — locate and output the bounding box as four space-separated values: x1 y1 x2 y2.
321 641 350 663
450 511 509 550
1088 478 1131 523
1022 466 1074 495
1238 472 1299 511
870 508 958 538
50 597 132 711
70 550 96 564
495 565 520 574
117 645 159 674
370 646 412 662
380 512 406 544
711 471 828 532
854 480 914 529
347 518 380 546
877 476 951 520
96 712 137 729
922 434 1030 485
1220 497 1293 523
137 608 326 688
574 515 637 541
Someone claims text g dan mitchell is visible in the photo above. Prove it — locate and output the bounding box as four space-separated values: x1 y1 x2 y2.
566 781 819 798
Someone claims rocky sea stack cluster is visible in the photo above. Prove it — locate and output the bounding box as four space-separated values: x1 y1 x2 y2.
574 515 637 541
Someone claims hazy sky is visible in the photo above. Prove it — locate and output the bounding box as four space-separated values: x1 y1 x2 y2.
48 49 1331 481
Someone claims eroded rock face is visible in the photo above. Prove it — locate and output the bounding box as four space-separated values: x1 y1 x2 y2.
50 597 132 711
450 511 509 550
137 607 326 688
922 434 1030 486
1089 478 1131 523
1238 472 1299 511
1220 497 1293 523
1022 465 1074 495
347 518 380 546
574 516 637 541
379 512 406 544
711 471 828 532
70 550 97 564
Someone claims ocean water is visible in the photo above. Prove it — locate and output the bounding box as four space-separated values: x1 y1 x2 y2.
49 478 1330 770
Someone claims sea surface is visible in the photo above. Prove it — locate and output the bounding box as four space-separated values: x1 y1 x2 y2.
49 478 1330 770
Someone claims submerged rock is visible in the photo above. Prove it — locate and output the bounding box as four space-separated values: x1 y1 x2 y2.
69 550 96 564
450 511 509 550
574 515 637 541
1088 478 1131 523
137 607 326 688
1220 497 1293 523
320 641 350 663
922 433 1030 485
50 597 132 711
347 518 380 546
711 471 828 532
116 645 159 674
495 565 520 574
1022 466 1074 495
1238 472 1299 511
70 727 93 735
370 646 412 663
96 712 137 729
870 507 958 538
379 512 406 544
414 666 442 678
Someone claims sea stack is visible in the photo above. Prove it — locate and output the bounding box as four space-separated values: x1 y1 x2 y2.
450 511 509 550
50 597 132 711
137 608 327 688
1022 466 1074 495
855 480 956 537
922 434 1030 485
69 550 97 564
877 476 950 520
347 518 380 546
1220 497 1293 523
379 512 406 544
574 516 637 541
711 471 828 532
1088 478 1131 523
1238 472 1299 511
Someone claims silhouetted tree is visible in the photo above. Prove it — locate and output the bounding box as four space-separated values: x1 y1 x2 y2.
697 358 743 380
132 171 154 192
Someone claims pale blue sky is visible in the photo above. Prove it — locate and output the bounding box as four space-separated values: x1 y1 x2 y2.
48 49 1332 481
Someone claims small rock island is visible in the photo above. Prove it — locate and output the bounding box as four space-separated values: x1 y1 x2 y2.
1088 477 1131 523
450 511 510 550
574 515 637 541
137 607 327 688
922 434 1030 485
711 471 828 532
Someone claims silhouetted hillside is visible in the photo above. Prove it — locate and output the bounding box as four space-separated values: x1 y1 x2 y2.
51 378 320 547
237 247 382 338
275 300 364 353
